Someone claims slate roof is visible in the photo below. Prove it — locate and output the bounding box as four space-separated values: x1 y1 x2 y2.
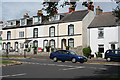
60 10 89 23
3 9 89 29
88 12 120 28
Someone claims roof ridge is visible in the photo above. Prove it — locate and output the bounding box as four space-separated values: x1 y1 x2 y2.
102 11 113 14
60 9 89 14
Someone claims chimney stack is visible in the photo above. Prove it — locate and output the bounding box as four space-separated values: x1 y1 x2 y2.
88 2 94 11
37 10 43 16
96 6 103 15
24 13 29 18
69 5 75 13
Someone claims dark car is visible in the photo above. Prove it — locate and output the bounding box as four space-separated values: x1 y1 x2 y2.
105 50 120 62
50 50 87 63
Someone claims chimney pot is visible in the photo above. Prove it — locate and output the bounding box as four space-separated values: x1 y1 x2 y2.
96 6 103 15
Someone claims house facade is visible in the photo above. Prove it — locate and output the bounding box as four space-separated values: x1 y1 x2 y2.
88 11 120 58
0 21 3 50
2 9 95 54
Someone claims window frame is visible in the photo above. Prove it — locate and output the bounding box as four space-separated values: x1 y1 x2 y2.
7 31 11 40
50 39 55 48
33 28 38 38
68 24 74 36
43 40 48 48
98 44 104 53
98 28 104 39
19 31 24 38
49 26 55 37
68 38 74 48
33 40 38 47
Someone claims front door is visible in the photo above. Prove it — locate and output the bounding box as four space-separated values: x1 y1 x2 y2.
61 39 66 50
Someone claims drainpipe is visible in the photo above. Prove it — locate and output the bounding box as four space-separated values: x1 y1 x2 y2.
57 23 59 49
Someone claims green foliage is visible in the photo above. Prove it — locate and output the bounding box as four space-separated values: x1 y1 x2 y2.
113 0 120 22
97 52 102 58
66 46 70 50
51 48 54 52
42 0 77 17
27 47 31 52
45 46 51 52
82 46 92 57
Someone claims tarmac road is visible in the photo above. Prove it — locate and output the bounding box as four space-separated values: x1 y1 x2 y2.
1 57 120 80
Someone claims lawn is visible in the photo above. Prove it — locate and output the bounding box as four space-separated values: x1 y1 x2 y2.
0 55 24 58
0 60 14 65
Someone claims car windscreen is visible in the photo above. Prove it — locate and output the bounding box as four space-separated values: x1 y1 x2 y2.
69 51 77 55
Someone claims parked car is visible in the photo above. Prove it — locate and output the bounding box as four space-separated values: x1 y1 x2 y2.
105 49 120 62
50 50 88 63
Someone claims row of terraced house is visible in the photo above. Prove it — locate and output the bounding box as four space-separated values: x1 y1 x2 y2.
1 6 120 58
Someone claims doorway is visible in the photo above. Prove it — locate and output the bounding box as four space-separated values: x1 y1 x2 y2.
61 39 66 50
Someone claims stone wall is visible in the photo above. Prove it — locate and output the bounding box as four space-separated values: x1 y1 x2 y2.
69 46 83 55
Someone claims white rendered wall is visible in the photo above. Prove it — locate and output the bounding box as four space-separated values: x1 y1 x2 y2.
89 26 119 57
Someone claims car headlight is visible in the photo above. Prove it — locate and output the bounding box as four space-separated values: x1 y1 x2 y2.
78 57 83 59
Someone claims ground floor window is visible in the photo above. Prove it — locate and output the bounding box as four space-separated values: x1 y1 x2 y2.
68 38 74 48
98 44 104 53
43 40 48 48
20 43 24 49
50 40 55 48
7 42 11 50
33 40 38 47
15 42 18 51
111 44 115 50
3 43 6 50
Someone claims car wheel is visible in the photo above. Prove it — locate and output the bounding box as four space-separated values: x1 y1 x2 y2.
61 60 65 62
72 58 76 63
80 61 84 63
53 57 57 62
106 57 111 62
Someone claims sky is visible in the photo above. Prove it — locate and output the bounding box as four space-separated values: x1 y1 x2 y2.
0 0 117 23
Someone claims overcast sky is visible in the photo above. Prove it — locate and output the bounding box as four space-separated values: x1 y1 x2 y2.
0 0 117 23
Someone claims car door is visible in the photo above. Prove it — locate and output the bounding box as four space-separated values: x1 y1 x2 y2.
62 51 71 61
114 50 120 60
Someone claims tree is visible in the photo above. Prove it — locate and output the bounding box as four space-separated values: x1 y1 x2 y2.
42 0 94 18
113 0 120 22
42 0 77 18
82 1 94 11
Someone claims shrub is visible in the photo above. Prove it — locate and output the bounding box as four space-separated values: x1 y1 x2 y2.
45 46 51 52
97 52 102 58
66 46 70 50
82 46 92 58
51 48 54 52
27 47 31 52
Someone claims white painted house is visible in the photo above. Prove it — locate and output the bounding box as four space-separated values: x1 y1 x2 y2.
88 11 120 58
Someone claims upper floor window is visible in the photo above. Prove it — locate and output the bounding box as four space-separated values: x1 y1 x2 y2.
20 19 26 26
68 24 74 35
19 31 24 37
7 21 16 26
33 28 38 38
98 28 104 38
68 38 74 48
7 31 11 40
49 26 55 37
33 16 41 24
49 14 60 21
